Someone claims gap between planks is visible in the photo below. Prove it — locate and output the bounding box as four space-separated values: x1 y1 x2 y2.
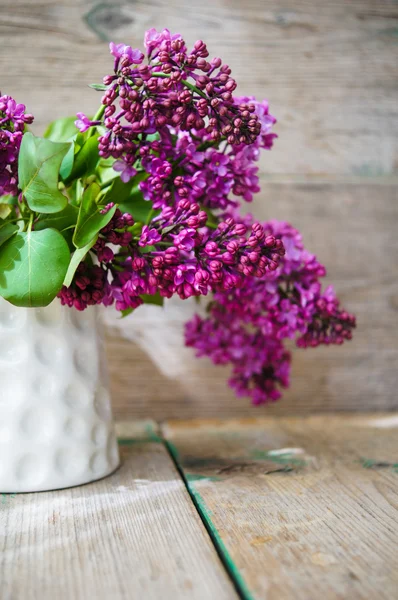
0 420 238 600
161 414 398 600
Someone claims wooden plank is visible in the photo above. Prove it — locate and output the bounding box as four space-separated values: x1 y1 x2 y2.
106 182 398 419
0 422 237 600
0 0 397 176
163 415 398 600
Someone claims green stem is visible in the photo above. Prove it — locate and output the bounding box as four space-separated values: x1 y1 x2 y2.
88 104 106 139
5 217 30 224
27 212 34 233
99 179 113 190
93 104 105 122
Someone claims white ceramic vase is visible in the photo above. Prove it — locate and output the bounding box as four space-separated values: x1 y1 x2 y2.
0 297 120 493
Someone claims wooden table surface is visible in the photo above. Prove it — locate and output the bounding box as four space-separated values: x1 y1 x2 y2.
1 3 397 596
2 415 398 599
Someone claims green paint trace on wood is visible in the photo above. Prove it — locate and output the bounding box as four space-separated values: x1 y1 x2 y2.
1 493 16 505
116 420 162 445
361 458 398 472
165 439 255 600
144 423 163 444
187 482 255 600
118 438 145 446
117 437 162 446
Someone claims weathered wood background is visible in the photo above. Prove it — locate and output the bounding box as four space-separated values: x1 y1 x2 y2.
1 0 397 418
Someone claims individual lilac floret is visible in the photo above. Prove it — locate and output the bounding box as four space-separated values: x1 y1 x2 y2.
113 159 137 183
75 112 101 133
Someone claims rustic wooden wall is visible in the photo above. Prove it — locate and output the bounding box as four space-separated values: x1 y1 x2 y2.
1 0 397 417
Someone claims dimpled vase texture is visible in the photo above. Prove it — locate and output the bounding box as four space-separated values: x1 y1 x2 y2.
0 297 120 492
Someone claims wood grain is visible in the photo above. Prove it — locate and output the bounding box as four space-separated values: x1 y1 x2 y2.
0 422 237 600
163 415 398 599
106 182 398 419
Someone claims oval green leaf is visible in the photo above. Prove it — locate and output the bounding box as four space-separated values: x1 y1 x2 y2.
73 183 117 248
34 203 79 233
44 116 78 142
18 132 71 214
64 136 100 184
63 236 98 288
0 229 70 307
0 221 19 248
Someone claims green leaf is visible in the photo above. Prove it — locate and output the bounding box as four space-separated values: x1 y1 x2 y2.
0 229 70 307
139 245 155 254
101 177 136 206
0 194 18 206
44 116 78 142
203 207 218 228
44 118 80 181
101 171 148 206
97 166 119 187
0 204 12 219
18 132 71 214
0 221 18 248
140 292 164 307
73 182 117 248
59 144 75 180
120 307 134 318
63 236 97 288
161 225 176 235
65 135 100 184
34 203 79 233
110 175 158 224
89 83 108 91
120 192 158 224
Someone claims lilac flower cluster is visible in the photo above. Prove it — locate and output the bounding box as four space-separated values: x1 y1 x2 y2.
0 94 33 197
60 200 285 311
75 29 275 207
138 99 276 211
59 263 111 311
58 206 134 310
36 28 357 406
0 28 356 407
185 220 356 404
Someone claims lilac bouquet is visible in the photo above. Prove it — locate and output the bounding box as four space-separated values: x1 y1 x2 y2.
0 28 355 405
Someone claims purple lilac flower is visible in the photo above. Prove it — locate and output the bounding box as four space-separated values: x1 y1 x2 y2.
94 30 263 167
136 117 276 210
113 159 137 183
0 94 33 197
184 220 356 404
139 225 161 247
58 264 112 311
55 28 355 408
75 112 94 133
185 315 291 405
60 200 286 310
109 43 144 64
144 28 183 56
